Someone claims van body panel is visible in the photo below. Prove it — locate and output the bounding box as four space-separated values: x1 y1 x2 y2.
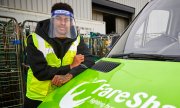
39 58 180 108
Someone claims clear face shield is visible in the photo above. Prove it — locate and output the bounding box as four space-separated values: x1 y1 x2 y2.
49 10 77 39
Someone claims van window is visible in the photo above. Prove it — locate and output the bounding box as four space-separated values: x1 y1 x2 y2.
109 0 180 56
134 10 169 48
123 0 180 56
146 10 169 42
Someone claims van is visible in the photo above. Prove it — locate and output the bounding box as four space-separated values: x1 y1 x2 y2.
39 0 180 107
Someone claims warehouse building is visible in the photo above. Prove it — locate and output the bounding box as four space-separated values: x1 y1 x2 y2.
0 0 148 34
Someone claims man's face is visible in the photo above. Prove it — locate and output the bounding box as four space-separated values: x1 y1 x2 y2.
54 15 71 37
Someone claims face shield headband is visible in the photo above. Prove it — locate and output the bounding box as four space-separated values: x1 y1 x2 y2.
51 10 74 18
49 10 77 39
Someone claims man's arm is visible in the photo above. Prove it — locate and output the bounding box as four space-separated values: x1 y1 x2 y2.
69 36 95 77
51 36 95 86
26 36 71 81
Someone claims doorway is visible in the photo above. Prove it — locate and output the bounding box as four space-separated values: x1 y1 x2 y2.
103 13 115 34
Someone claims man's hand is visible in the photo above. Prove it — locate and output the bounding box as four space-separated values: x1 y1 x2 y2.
51 75 64 86
52 73 73 86
70 54 84 69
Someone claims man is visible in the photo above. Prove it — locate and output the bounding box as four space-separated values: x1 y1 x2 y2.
24 2 94 108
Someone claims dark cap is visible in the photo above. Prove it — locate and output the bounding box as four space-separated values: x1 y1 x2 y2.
51 2 73 14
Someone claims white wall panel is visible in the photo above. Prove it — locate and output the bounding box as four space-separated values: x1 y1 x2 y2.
21 0 26 10
76 0 81 19
80 0 83 19
66 0 72 6
37 0 43 13
87 0 92 20
27 0 32 11
72 0 77 18
42 0 48 13
59 0 65 3
8 0 15 8
32 0 37 12
15 0 21 9
51 0 57 7
47 0 52 13
0 0 8 7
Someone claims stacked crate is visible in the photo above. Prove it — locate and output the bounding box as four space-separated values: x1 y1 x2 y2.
0 16 23 108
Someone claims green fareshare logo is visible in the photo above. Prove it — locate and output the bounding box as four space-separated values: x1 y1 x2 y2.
59 80 176 108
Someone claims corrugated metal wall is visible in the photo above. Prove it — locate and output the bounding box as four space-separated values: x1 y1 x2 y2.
0 0 92 20
109 0 148 16
92 11 103 21
116 17 128 34
0 0 148 21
